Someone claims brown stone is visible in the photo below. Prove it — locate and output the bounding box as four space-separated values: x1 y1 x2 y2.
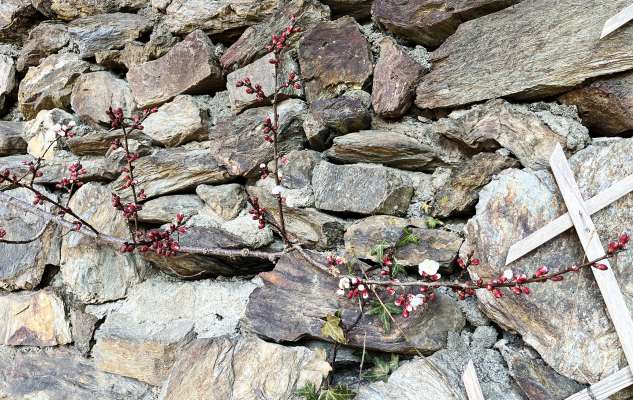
298 16 373 101
372 38 424 118
0 121 26 156
323 0 372 18
70 71 137 125
141 95 208 147
0 0 38 42
127 30 223 108
16 22 69 71
33 0 150 20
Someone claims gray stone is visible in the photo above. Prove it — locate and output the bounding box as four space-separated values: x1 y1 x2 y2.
137 194 204 224
16 22 69 71
0 55 15 113
219 212 275 248
25 108 78 160
127 30 224 108
93 275 256 386
415 0 633 109
71 71 137 126
142 95 208 147
18 53 91 119
277 149 322 189
0 121 26 156
159 335 331 400
70 308 99 356
312 161 414 216
345 215 462 267
33 0 150 20
196 183 245 221
66 125 154 156
61 183 150 304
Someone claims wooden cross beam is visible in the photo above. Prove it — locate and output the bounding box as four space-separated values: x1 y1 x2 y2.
507 144 633 400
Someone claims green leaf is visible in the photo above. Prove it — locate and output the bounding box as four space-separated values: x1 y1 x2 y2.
390 258 407 277
321 313 347 344
370 241 390 264
395 226 419 248
363 354 400 382
296 382 319 400
426 216 444 229
318 385 356 400
366 300 400 333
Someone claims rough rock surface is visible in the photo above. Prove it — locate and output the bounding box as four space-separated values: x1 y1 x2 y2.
70 71 137 125
25 109 78 159
312 161 414 216
0 289 71 346
344 215 462 267
0 0 37 42
142 95 208 147
127 30 223 108
463 137 633 383
16 22 69 71
61 183 150 303
0 55 15 112
33 0 150 21
93 275 256 385
18 53 91 119
244 251 465 353
415 0 633 109
324 0 372 18
196 183 245 221
137 194 203 224
159 335 331 400
298 16 373 101
0 121 26 156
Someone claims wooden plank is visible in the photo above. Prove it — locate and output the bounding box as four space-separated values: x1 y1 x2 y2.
549 143 633 369
462 360 485 400
566 367 633 400
601 3 633 39
505 174 633 265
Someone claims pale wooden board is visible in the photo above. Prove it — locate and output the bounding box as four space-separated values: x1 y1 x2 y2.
550 144 633 369
505 174 633 265
566 367 632 400
601 3 633 38
462 360 485 400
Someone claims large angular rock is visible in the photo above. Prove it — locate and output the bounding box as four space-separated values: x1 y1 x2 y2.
0 346 156 399
0 0 37 42
71 71 137 125
416 0 633 109
196 183 245 221
93 275 256 386
25 108 79 160
67 13 152 59
434 100 590 169
142 95 208 147
160 335 331 400
245 251 465 353
160 0 279 37
127 30 223 108
18 53 91 119
61 183 150 304
0 121 26 156
137 194 204 224
0 289 71 346
0 55 15 112
16 22 69 71
312 161 414 216
220 0 329 71
33 0 150 20
113 147 229 200
462 137 633 383
208 98 307 177
372 38 424 118
372 0 519 49
298 16 373 101
559 71 633 136
0 187 61 291
345 215 462 267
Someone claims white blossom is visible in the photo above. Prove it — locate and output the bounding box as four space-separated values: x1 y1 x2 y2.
418 259 440 276
503 269 514 280
338 277 350 290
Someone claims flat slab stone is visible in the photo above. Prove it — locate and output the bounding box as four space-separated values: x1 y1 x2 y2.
0 121 26 156
35 0 150 21
137 194 204 224
142 95 208 147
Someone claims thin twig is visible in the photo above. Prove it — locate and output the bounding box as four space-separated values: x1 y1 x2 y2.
0 223 48 244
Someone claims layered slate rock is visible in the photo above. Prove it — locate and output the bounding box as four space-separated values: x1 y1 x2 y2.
244 251 465 353
0 289 71 346
0 121 26 156
137 194 204 224
344 216 462 267
433 151 519 217
220 0 329 71
67 13 152 59
0 187 61 291
434 100 590 169
416 0 633 109
93 276 256 386
66 125 154 156
17 53 91 119
33 0 150 20
160 0 279 36
372 37 424 118
559 71 633 136
61 183 150 304
142 95 208 147
71 71 137 125
208 99 307 177
0 346 156 399
196 183 245 221
160 335 331 400
312 161 414 216
0 55 15 112
298 16 373 101
16 22 69 71
127 30 223 108
463 137 633 383
372 0 519 49
112 147 229 200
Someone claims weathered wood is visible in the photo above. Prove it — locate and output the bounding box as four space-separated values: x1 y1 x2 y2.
601 4 633 39
565 367 632 400
462 360 485 400
549 143 633 371
505 173 633 264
